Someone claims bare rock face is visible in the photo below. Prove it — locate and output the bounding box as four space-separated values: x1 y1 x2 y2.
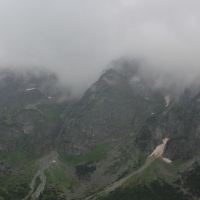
54 60 200 158
0 68 64 174
56 62 166 155
163 92 200 160
1 60 200 175
134 87 200 161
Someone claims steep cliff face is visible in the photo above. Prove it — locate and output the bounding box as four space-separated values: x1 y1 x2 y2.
56 65 166 155
163 92 200 160
134 88 200 161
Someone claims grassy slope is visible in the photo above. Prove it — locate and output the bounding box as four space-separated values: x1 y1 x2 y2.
40 137 146 199
98 159 189 200
1 136 197 200
0 162 38 200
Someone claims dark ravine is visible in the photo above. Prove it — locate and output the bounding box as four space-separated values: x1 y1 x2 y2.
1 62 200 199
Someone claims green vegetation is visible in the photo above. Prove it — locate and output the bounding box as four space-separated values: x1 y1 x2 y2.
182 162 200 197
136 150 147 170
116 151 147 181
0 110 13 125
36 104 60 119
33 176 41 193
0 109 6 121
112 147 133 172
39 167 76 200
0 165 37 200
98 181 187 200
39 170 58 200
35 122 47 129
146 115 157 123
19 102 26 109
3 116 15 126
98 158 187 200
104 142 147 177
7 141 38 168
0 142 41 199
8 142 28 168
125 158 182 186
59 142 112 165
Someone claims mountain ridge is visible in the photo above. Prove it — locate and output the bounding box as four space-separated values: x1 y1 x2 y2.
0 62 200 199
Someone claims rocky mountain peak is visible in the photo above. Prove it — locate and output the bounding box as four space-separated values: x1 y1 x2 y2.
1 63 200 199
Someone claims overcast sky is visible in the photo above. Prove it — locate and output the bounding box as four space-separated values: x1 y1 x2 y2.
0 0 200 97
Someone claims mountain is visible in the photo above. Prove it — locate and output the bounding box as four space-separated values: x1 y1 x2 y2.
0 60 200 200
56 63 165 155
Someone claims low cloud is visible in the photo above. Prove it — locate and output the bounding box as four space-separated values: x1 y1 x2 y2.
0 0 200 98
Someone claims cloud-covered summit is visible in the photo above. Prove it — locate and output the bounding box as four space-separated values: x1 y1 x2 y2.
0 0 200 98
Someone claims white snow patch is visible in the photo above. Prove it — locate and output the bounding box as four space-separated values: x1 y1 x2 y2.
145 97 149 100
52 160 56 163
48 97 52 99
164 95 170 107
151 113 154 115
26 88 35 91
149 138 169 158
161 157 172 164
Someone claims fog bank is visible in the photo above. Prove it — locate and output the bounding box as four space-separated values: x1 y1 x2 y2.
0 1 200 98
